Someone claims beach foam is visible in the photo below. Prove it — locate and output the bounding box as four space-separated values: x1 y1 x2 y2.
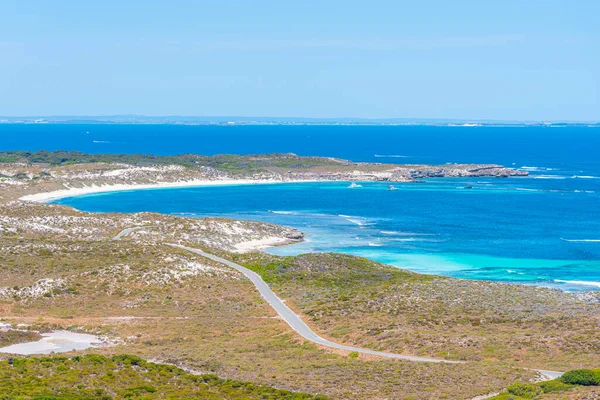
532 175 568 179
555 280 600 288
268 210 297 215
374 154 410 158
561 238 600 243
338 214 373 226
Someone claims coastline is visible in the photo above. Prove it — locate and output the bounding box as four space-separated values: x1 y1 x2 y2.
16 175 600 294
19 178 326 203
19 177 600 293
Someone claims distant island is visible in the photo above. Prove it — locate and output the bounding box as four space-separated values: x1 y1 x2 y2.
1 115 598 127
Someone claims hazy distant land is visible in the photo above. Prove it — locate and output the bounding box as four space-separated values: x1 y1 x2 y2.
1 115 598 127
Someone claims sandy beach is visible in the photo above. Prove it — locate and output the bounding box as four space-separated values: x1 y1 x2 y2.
19 178 323 203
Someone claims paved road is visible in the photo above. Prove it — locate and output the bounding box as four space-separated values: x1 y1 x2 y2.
112 227 148 241
535 369 565 380
170 243 460 363
111 230 564 395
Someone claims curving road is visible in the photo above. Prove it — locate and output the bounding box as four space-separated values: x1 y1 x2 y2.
112 226 149 241
112 228 563 377
169 243 460 363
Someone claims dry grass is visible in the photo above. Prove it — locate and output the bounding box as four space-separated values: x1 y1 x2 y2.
237 252 600 371
0 232 534 399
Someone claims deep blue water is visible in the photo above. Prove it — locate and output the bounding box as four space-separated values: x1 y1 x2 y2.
3 124 600 291
2 123 599 168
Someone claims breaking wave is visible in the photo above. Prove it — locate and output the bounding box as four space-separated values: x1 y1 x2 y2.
555 280 600 288
561 238 600 243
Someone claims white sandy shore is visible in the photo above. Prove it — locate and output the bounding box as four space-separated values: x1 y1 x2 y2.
234 237 293 253
19 179 323 203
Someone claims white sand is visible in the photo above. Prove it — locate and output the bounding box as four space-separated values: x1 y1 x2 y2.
0 330 103 355
234 237 293 253
20 179 321 203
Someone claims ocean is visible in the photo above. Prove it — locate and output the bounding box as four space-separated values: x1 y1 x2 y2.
2 123 600 291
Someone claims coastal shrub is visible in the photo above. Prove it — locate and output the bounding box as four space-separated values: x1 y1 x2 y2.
112 354 146 366
506 382 540 398
0 354 329 399
561 369 600 386
0 150 344 173
538 379 572 393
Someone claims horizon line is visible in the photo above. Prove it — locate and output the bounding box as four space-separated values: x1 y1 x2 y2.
1 115 599 124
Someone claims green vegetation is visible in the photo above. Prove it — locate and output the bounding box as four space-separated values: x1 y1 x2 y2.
491 369 600 399
237 252 600 369
0 354 328 399
0 155 19 164
0 329 42 347
242 252 431 286
0 216 536 400
0 150 346 173
561 369 600 386
506 382 542 398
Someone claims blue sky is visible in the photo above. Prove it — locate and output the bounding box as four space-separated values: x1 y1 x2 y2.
1 1 598 121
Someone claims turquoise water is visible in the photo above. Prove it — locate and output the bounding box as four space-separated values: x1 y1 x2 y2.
53 178 600 292
4 123 599 291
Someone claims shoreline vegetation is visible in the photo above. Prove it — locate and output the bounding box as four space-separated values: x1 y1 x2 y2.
1 150 527 204
1 151 598 399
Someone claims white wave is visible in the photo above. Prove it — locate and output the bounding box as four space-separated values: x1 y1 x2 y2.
555 279 600 288
561 238 600 243
374 154 410 158
173 212 200 217
367 242 382 247
346 218 367 226
506 269 525 275
268 210 333 218
521 166 541 171
92 140 111 144
391 238 445 243
515 188 541 192
532 175 568 179
572 175 599 179
337 214 373 226
380 230 438 236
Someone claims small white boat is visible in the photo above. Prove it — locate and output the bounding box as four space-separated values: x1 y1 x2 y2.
388 185 398 191
348 182 362 188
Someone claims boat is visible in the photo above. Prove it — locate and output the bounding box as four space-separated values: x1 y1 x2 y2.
348 182 362 188
388 185 398 191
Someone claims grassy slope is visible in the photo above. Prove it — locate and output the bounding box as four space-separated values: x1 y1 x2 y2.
489 369 600 399
0 354 326 399
236 252 600 371
0 235 533 400
0 329 41 347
